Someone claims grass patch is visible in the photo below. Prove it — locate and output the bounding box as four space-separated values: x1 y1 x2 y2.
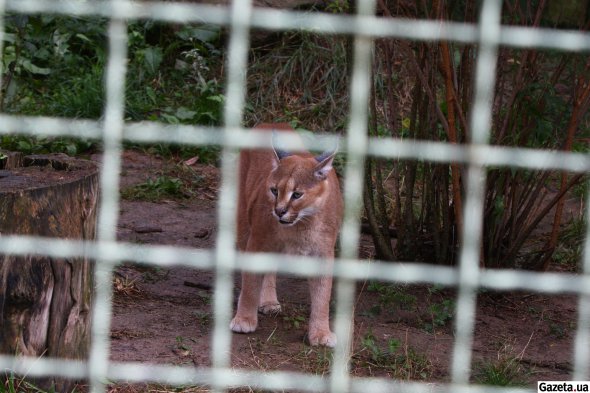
364 281 417 317
279 303 308 330
473 341 532 387
1 373 82 393
553 215 587 271
120 158 217 202
0 135 96 156
474 356 530 387
106 383 209 393
1 16 224 159
121 176 187 202
354 331 432 380
246 32 349 131
298 346 333 376
423 298 455 333
139 144 220 166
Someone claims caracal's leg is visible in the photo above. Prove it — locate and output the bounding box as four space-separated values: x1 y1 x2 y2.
259 272 281 314
307 274 336 347
230 272 263 333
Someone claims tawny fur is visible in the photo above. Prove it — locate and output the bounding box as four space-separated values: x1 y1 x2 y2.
229 123 343 347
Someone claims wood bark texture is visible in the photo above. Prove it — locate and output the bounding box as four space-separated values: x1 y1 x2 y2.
0 153 99 391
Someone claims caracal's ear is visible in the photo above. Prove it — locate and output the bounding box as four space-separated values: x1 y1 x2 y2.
313 150 337 181
272 130 292 163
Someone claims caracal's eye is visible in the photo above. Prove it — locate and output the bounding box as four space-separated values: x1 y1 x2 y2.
270 187 278 196
291 191 303 200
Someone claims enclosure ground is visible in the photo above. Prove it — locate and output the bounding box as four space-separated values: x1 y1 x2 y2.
104 150 577 391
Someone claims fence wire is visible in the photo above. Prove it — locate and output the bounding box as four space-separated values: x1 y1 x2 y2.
0 0 589 392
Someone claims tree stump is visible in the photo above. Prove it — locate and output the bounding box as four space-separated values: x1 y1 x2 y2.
0 152 99 391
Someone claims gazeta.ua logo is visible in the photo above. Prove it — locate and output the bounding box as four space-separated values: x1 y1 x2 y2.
538 381 590 392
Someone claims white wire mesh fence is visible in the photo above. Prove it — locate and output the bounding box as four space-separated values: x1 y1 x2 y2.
0 0 589 392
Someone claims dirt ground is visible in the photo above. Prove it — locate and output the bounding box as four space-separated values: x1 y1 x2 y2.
107 150 580 390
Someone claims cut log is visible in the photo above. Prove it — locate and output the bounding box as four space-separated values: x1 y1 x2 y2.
0 153 99 391
0 150 23 170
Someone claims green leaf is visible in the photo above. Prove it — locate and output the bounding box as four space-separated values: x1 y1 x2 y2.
34 47 51 61
52 30 71 57
388 338 400 354
65 143 78 156
176 25 220 43
402 117 411 130
175 107 197 120
2 33 17 44
75 33 91 42
207 94 225 103
2 46 16 70
493 196 505 217
142 47 163 75
161 113 180 124
21 59 51 75
145 86 157 105
197 112 217 122
17 140 32 152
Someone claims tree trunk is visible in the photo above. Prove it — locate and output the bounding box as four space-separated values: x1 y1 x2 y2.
0 152 99 391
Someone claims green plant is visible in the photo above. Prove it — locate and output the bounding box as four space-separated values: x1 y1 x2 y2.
363 2 590 269
474 356 530 387
1 372 82 393
325 0 349 13
474 339 531 387
246 32 349 130
1 15 106 155
366 281 417 314
138 143 220 166
125 22 224 126
572 177 588 198
299 346 333 375
175 336 190 352
549 322 566 339
356 331 431 380
140 266 169 283
1 373 18 393
283 314 306 330
2 15 107 113
361 331 400 365
106 383 209 393
121 176 186 202
1 16 225 160
0 135 95 156
552 216 587 271
193 311 211 326
424 299 455 333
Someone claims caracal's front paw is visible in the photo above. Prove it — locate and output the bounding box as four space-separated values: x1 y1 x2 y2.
308 329 337 348
258 302 282 315
230 314 257 333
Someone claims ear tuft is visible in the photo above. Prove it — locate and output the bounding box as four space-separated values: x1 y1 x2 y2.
314 150 334 164
313 137 338 180
272 130 292 161
314 152 335 180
